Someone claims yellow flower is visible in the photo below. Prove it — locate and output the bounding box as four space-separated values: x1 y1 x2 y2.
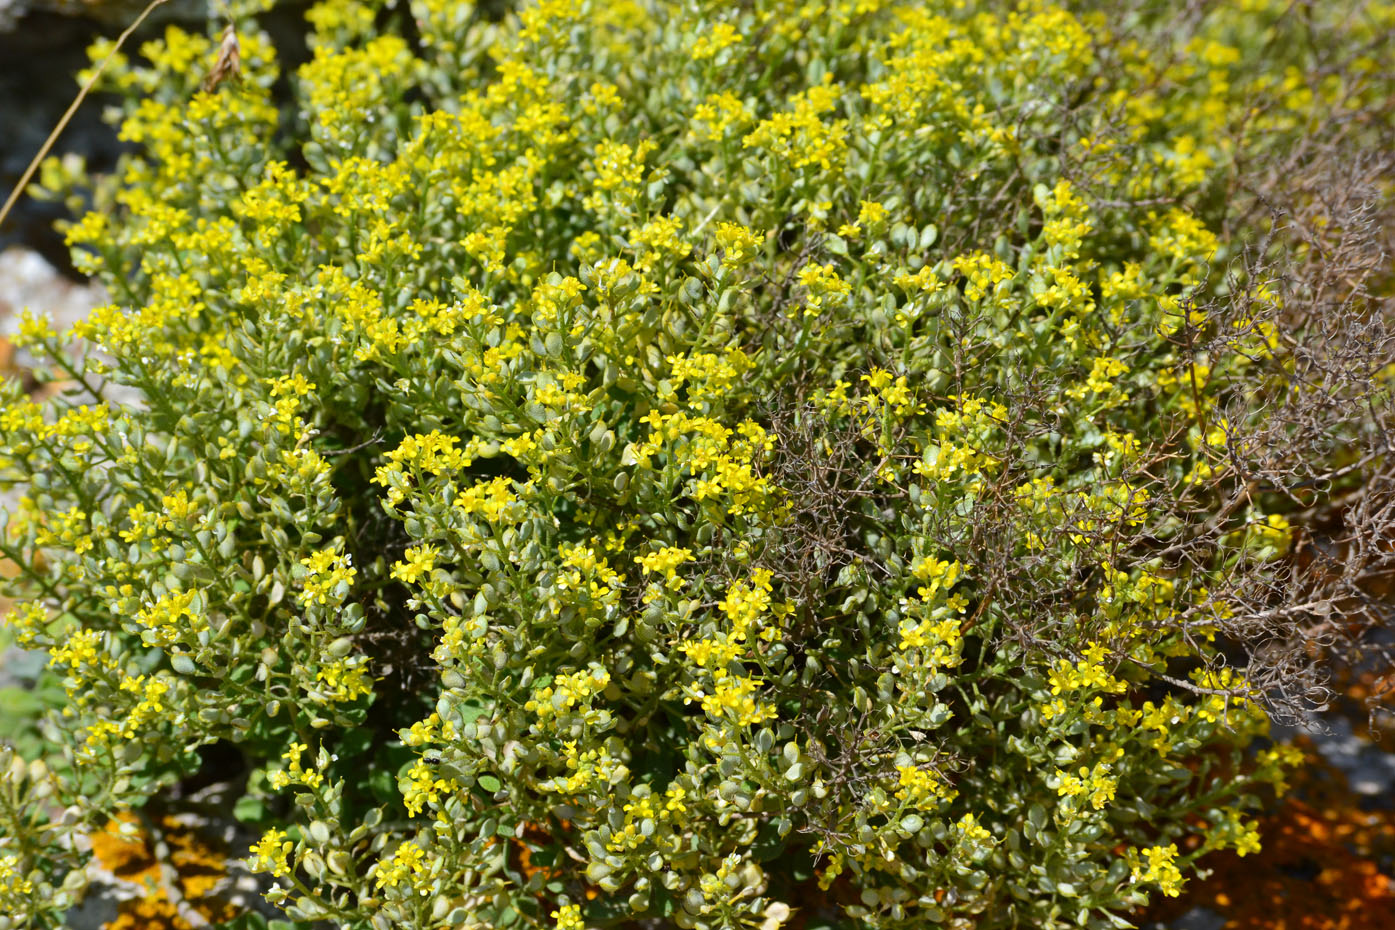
1129 843 1184 897
714 222 763 266
691 22 742 60
636 546 694 593
552 903 585 930
249 828 293 877
895 764 958 810
391 544 439 585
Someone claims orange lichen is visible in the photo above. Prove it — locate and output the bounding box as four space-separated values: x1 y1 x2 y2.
91 811 162 888
1143 742 1395 930
104 896 196 930
511 820 600 900
90 810 239 929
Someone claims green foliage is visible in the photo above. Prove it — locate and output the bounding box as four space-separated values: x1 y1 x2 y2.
1 0 1392 928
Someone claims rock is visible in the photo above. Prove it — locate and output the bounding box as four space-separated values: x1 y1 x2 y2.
0 12 125 271
0 246 106 340
0 0 209 272
1 0 207 32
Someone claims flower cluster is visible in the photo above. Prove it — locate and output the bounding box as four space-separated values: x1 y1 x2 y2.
2 0 1385 928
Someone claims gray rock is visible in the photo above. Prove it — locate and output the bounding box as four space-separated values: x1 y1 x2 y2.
1273 713 1395 803
0 246 106 339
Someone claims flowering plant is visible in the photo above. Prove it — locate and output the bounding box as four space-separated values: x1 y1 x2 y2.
2 0 1392 928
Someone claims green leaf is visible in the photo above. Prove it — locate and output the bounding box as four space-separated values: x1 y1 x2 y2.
233 795 266 824
460 700 487 724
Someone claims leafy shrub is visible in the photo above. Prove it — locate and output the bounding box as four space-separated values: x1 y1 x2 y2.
2 0 1392 928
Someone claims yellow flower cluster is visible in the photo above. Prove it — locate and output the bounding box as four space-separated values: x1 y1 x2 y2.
682 571 783 733
1053 760 1119 811
626 412 777 517
1128 843 1184 897
526 665 613 730
268 742 324 791
894 765 958 811
249 828 294 879
551 903 585 930
743 76 848 173
373 840 429 891
635 545 694 598
300 549 357 606
391 544 439 586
